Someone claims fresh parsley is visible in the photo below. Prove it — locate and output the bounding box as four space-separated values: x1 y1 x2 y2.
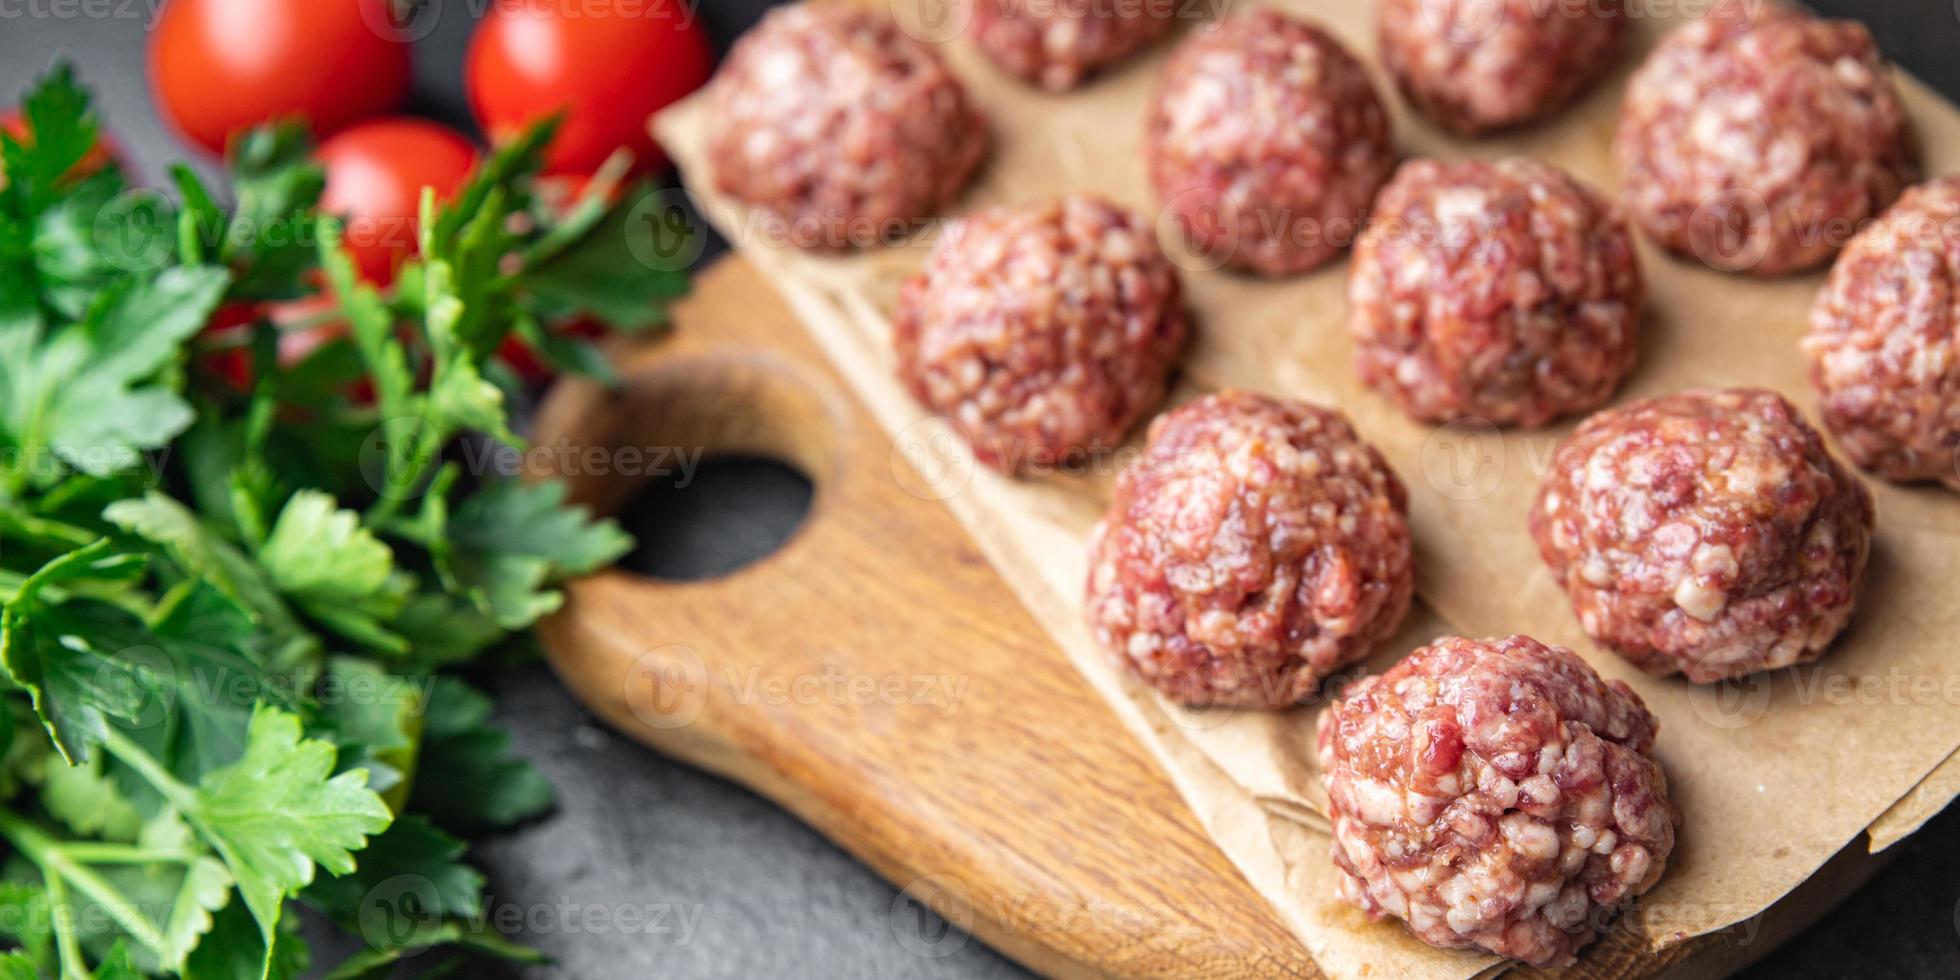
0 62 686 978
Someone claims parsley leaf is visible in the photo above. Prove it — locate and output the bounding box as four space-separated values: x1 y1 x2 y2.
318 221 417 423
0 541 152 761
104 492 302 639
438 479 631 630
258 490 394 601
165 705 392 945
86 266 230 389
0 883 54 971
79 812 235 972
125 586 284 788
520 181 690 332
0 952 36 980
0 808 232 975
39 748 142 841
302 814 484 949
183 901 310 980
390 590 504 671
0 62 100 213
220 125 326 299
0 265 229 488
310 655 424 803
319 922 544 980
255 490 407 653
407 678 552 834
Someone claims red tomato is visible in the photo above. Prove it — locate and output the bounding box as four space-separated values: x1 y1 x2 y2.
149 0 412 156
0 108 121 186
499 316 606 386
466 0 713 176
315 119 480 286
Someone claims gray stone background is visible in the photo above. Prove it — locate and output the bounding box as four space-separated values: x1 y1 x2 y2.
2 0 1957 977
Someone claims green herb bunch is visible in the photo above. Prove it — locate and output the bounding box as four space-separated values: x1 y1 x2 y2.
0 64 687 979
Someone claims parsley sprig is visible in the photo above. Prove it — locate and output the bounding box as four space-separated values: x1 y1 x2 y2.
0 63 686 978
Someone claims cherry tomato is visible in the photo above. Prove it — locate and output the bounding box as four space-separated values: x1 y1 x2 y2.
466 0 713 175
499 316 606 386
315 118 480 286
0 108 121 186
150 0 413 156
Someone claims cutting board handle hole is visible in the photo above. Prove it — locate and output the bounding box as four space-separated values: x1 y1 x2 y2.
614 455 815 581
528 349 845 577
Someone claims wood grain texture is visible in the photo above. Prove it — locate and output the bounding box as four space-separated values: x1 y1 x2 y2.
532 257 1315 979
533 258 1888 979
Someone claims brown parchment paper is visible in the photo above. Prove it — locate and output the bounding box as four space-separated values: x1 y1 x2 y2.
656 1 1960 976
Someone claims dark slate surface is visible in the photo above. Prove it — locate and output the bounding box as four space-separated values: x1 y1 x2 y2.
1 2 1956 977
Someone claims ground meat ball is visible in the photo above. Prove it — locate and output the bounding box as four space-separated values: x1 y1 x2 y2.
894 196 1188 472
704 5 987 250
1317 635 1675 966
969 0 1178 91
1349 158 1644 427
1146 9 1394 277
1805 176 1960 491
1084 391 1413 708
1530 389 1873 682
1613 2 1916 276
1378 0 1627 135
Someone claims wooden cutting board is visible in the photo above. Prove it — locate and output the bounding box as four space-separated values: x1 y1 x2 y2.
531 257 1887 980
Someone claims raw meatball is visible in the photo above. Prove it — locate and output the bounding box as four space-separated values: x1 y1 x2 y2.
894 196 1188 472
1530 389 1873 682
1378 0 1627 135
969 0 1177 91
1805 176 1960 491
1084 391 1413 708
1146 9 1394 277
1317 635 1675 966
704 5 987 250
1349 158 1644 427
1614 2 1916 276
